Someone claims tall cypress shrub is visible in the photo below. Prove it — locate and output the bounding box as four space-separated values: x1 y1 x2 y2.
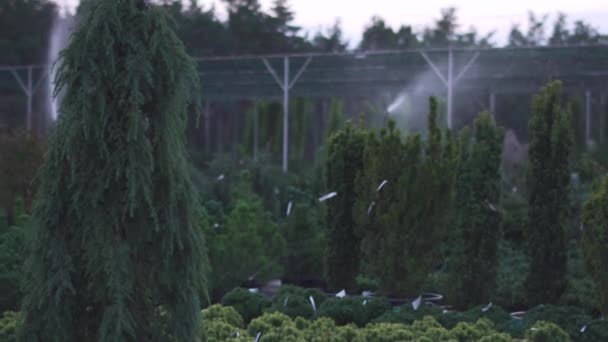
448 112 504 308
581 177 608 315
20 1 208 340
525 81 572 305
325 121 366 291
355 98 456 297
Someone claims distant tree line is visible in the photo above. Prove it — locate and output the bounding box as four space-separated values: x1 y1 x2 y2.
2 0 607 66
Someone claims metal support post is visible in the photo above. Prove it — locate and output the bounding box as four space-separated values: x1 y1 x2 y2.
254 102 259 161
283 57 289 173
447 49 453 129
420 50 479 129
262 56 312 173
204 101 211 152
10 66 48 133
26 66 32 131
601 93 606 144
586 90 592 146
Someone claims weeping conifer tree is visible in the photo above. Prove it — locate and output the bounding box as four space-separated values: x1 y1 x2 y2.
20 1 208 340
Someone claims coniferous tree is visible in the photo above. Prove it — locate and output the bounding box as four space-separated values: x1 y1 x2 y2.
448 112 504 308
355 98 456 297
20 1 208 340
581 177 608 315
205 171 285 298
525 81 572 305
325 121 366 291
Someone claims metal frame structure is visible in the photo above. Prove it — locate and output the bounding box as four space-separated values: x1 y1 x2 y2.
2 45 608 171
0 65 49 132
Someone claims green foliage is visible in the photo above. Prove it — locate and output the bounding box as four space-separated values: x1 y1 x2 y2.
221 288 271 324
355 98 457 296
526 81 572 305
362 322 415 341
266 285 327 320
205 175 286 296
559 243 596 310
247 312 302 341
577 319 608 342
282 194 324 284
0 311 18 342
197 305 592 341
0 200 28 312
373 302 443 325
439 305 511 331
525 321 571 342
19 1 208 340
202 304 245 329
448 112 504 308
478 333 516 342
317 296 390 326
581 176 608 315
0 129 45 218
300 317 364 342
495 241 529 309
450 318 500 342
324 121 366 291
201 305 250 342
504 305 591 339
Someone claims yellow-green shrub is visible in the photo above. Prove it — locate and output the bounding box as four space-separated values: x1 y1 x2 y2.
525 321 571 342
0 311 18 342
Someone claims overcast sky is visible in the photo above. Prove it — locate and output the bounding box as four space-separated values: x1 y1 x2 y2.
56 0 608 46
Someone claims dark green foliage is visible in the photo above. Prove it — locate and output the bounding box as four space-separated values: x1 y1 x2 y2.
0 129 45 218
324 122 366 291
317 296 390 326
504 305 590 339
282 197 324 284
221 288 271 324
205 173 285 297
581 177 608 315
355 98 457 297
247 311 302 341
439 305 511 331
577 319 608 342
448 112 504 308
0 200 27 312
266 285 328 320
495 241 529 309
526 81 572 305
559 243 596 310
372 303 443 325
19 1 208 340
